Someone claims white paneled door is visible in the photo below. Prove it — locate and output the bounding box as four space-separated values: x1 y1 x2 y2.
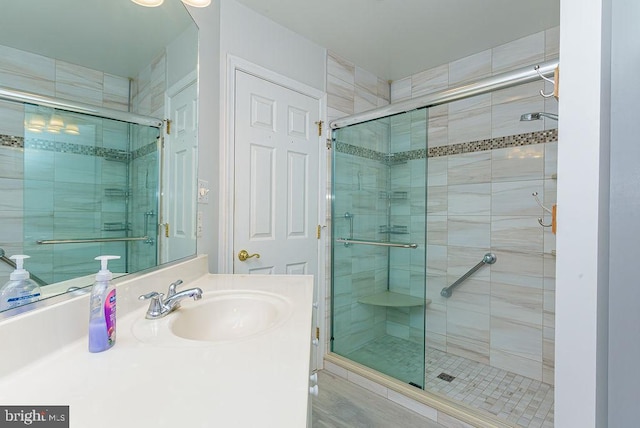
162 80 198 264
233 70 320 278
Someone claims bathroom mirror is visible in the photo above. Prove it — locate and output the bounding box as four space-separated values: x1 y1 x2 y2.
0 0 199 313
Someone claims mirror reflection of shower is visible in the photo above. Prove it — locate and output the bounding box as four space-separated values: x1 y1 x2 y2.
520 112 558 121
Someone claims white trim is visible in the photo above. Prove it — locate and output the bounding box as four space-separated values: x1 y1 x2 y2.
219 55 327 367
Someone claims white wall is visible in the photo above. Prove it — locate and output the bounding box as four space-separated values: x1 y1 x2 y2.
187 0 326 273
556 0 610 426
184 2 222 273
166 24 199 89
608 0 640 425
220 0 325 92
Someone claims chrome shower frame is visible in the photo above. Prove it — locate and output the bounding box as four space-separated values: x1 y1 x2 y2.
330 59 559 130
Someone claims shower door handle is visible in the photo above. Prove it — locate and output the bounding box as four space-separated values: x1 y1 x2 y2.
238 250 260 261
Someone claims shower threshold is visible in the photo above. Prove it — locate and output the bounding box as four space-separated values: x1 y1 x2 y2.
358 290 430 307
338 336 554 428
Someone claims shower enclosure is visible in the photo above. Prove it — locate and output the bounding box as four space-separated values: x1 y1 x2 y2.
19 103 161 285
330 60 558 427
331 109 428 387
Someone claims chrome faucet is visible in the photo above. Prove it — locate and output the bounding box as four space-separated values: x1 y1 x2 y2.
139 279 203 319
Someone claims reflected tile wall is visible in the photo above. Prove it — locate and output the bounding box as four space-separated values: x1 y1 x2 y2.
131 52 166 119
0 43 134 286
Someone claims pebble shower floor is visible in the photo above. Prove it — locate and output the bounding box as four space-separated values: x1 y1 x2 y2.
345 335 554 427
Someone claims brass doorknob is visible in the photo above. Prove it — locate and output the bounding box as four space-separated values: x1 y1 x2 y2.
238 250 260 261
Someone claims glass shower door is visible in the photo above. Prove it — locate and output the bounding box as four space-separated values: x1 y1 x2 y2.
331 109 428 388
22 105 160 284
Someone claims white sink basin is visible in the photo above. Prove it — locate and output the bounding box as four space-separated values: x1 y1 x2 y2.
170 290 291 342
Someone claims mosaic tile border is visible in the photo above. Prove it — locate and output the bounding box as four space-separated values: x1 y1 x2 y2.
335 129 558 160
0 134 157 161
131 139 160 160
334 141 386 162
0 134 23 149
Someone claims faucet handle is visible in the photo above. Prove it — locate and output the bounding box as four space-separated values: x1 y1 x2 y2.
167 279 183 297
139 292 165 319
139 291 162 300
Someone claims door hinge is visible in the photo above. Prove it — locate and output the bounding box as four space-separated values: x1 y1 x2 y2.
165 119 171 135
554 66 560 99
315 120 323 137
316 225 321 239
316 327 320 340
326 138 332 150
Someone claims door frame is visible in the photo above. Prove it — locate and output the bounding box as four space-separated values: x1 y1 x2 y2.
219 55 328 366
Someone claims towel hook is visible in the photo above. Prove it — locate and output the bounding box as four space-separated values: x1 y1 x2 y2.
535 65 556 98
532 192 553 227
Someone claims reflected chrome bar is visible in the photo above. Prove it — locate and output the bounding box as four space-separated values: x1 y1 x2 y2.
0 86 163 128
37 236 150 245
336 238 418 249
440 253 497 298
330 60 559 129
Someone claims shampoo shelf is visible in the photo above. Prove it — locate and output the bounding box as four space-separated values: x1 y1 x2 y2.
378 191 408 200
379 225 408 234
104 188 129 197
358 291 431 307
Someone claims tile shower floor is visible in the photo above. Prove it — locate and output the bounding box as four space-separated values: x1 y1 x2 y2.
345 335 554 428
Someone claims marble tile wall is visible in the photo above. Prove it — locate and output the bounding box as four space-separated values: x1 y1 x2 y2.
0 43 159 284
386 109 428 344
392 28 559 385
327 52 391 355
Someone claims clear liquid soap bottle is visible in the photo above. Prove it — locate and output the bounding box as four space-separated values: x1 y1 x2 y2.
0 254 41 311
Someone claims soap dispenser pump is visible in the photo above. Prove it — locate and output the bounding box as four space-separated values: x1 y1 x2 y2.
0 255 41 311
88 255 120 353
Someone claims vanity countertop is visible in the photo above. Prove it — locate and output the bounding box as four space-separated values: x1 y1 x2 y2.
0 271 314 428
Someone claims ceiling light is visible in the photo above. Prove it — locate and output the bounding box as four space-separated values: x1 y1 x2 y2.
181 0 211 7
49 115 65 129
64 124 80 135
131 0 164 7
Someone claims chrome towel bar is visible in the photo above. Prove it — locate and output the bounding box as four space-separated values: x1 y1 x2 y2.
37 236 150 244
440 253 497 298
336 238 418 249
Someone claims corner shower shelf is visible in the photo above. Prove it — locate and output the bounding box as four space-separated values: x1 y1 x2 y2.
378 191 408 200
358 291 431 308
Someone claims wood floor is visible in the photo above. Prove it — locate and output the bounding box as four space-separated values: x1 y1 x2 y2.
312 370 447 428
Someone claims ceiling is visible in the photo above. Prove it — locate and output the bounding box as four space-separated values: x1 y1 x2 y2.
1 1 560 82
0 0 194 78
236 0 560 80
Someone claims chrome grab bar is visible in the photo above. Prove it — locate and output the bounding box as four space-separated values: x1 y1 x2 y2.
440 253 496 298
344 212 354 240
37 236 149 245
336 238 418 249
